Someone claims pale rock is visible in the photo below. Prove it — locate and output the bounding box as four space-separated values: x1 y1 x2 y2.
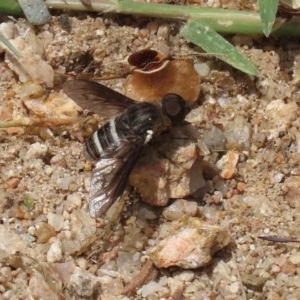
224 116 252 151
54 262 76 285
47 213 64 232
61 239 82 255
0 22 16 41
216 150 239 179
173 270 195 282
212 259 232 280
50 154 67 167
271 171 284 184
69 267 100 297
27 158 44 170
58 175 72 190
257 77 276 99
100 278 124 296
265 100 298 136
289 252 300 265
229 281 240 293
218 95 232 107
149 217 230 269
24 142 48 161
44 165 53 176
202 125 226 152
98 274 114 285
116 251 141 282
22 87 80 120
37 30 54 51
282 176 300 208
295 132 300 153
75 259 87 272
5 32 54 87
157 23 170 39
139 205 159 220
16 80 45 100
167 277 184 295
29 269 61 300
242 195 274 217
70 209 96 242
137 281 163 298
84 176 91 192
47 240 63 262
0 267 12 282
27 225 36 235
0 225 25 261
21 233 35 244
130 136 201 206
65 193 82 211
194 62 210 77
162 199 198 221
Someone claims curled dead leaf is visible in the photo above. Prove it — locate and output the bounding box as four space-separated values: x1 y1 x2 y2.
124 59 200 105
128 48 170 74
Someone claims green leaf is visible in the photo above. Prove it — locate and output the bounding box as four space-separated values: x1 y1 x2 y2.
258 0 279 37
0 0 23 16
181 19 259 76
0 31 21 59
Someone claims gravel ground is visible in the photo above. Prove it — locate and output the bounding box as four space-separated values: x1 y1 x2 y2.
1 3 300 299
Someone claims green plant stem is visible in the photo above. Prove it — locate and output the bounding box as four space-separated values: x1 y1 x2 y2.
2 0 300 36
47 0 262 34
43 0 300 36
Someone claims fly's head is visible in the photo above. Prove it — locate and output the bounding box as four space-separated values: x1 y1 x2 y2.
161 93 191 126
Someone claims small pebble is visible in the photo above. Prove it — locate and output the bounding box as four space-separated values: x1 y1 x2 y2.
5 177 20 188
289 252 300 265
225 116 252 151
65 193 82 211
47 213 64 231
24 142 48 161
216 150 239 179
44 165 53 176
229 281 240 294
149 217 230 269
270 264 281 274
50 154 67 167
27 226 35 235
194 62 210 78
47 240 63 262
157 24 170 39
69 267 100 297
265 100 298 134
173 270 195 282
162 199 198 221
35 222 56 243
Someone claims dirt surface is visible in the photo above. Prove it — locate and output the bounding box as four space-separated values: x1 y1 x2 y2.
1 3 300 300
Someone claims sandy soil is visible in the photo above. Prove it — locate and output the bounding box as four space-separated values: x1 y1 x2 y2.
1 3 300 299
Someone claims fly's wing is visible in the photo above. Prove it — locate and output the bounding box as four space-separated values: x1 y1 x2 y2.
89 137 144 218
63 79 136 117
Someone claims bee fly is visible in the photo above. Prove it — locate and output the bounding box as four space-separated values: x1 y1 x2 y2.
63 80 191 218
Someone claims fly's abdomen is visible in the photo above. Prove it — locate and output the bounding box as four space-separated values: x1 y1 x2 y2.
84 102 160 161
84 117 122 160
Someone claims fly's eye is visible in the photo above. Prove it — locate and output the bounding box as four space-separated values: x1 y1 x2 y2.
162 93 191 125
163 99 182 117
